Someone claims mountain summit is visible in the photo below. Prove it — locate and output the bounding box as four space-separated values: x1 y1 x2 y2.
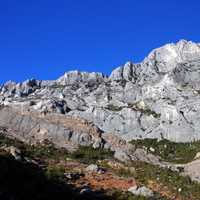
1 40 200 143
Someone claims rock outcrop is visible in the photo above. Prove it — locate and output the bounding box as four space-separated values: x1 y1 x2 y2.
0 106 104 151
128 186 153 197
1 40 200 142
0 106 130 155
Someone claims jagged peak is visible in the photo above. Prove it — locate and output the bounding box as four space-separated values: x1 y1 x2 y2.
3 80 17 87
147 39 200 61
109 61 135 81
57 70 106 85
110 40 200 81
2 40 200 86
176 39 190 45
176 39 200 47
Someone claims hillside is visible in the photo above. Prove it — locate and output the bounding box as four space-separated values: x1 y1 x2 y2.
1 40 200 199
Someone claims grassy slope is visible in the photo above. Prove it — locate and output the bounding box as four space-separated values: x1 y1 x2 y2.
1 134 200 199
130 138 200 163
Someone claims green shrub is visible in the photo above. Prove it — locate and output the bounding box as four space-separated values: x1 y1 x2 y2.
0 134 69 161
116 167 136 178
132 161 200 200
70 146 114 164
130 138 200 163
0 154 75 200
48 84 65 89
106 189 168 200
24 143 69 161
45 165 66 181
106 104 123 112
0 134 24 148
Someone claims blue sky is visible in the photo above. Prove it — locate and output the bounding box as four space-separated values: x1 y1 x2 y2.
0 0 200 83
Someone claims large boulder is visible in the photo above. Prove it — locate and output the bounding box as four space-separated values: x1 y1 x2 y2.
114 149 131 163
128 186 153 197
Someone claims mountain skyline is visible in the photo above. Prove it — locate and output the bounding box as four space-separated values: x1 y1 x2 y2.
1 39 199 85
1 0 200 84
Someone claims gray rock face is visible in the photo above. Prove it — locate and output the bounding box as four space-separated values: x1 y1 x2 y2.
128 186 153 197
114 149 132 163
183 159 200 182
1 40 200 142
0 106 130 156
85 164 103 173
0 106 104 151
1 146 22 161
57 70 106 85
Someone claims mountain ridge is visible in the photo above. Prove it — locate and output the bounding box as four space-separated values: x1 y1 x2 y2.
3 39 200 85
1 39 200 142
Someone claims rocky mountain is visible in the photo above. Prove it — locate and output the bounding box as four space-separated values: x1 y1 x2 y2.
1 39 200 145
2 40 200 199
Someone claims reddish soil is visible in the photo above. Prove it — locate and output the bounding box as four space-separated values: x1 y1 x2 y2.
75 172 136 191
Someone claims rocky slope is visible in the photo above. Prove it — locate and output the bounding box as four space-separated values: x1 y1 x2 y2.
2 40 200 199
1 40 200 143
1 134 200 200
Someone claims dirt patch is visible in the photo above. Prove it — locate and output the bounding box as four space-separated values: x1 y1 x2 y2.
74 172 136 191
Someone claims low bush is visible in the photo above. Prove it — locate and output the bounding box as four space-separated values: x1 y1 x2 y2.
130 138 200 163
106 104 123 112
45 165 66 181
132 161 200 200
70 146 114 164
107 189 168 200
116 167 136 178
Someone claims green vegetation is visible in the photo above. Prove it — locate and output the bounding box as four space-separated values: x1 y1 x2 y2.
115 79 127 87
24 142 70 160
0 154 75 200
105 102 161 119
99 155 200 199
105 160 200 200
0 134 24 147
2 133 200 199
132 161 200 200
115 167 136 178
0 135 116 200
0 134 114 164
128 103 161 118
48 84 65 89
106 104 123 112
130 138 200 163
107 189 168 200
70 145 114 164
142 109 161 118
45 165 66 181
0 134 70 161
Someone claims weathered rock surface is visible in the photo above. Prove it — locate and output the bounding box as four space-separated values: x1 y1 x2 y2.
1 40 200 142
182 158 200 182
85 164 105 174
0 106 104 151
128 185 153 197
114 149 132 163
0 106 132 157
1 145 22 161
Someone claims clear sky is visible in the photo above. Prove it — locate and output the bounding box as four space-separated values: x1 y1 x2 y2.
0 0 200 83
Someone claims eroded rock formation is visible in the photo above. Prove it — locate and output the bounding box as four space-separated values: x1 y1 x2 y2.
1 40 200 143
